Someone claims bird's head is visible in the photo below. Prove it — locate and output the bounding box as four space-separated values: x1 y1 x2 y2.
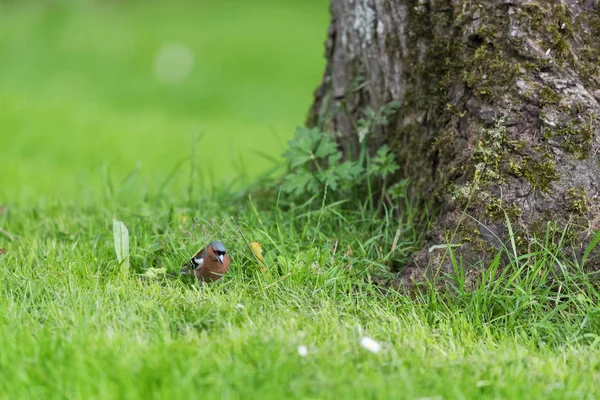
207 240 227 264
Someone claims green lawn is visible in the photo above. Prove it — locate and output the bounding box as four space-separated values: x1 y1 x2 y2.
2 1 600 399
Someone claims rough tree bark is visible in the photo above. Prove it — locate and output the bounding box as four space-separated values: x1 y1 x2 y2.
308 0 600 288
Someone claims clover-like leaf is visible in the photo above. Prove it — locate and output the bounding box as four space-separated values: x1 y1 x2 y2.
282 127 322 168
282 171 317 196
314 134 339 159
368 145 399 179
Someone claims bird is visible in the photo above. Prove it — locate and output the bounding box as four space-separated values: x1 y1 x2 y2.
181 240 230 282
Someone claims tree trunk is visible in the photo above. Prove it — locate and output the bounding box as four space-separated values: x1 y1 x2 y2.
308 0 600 288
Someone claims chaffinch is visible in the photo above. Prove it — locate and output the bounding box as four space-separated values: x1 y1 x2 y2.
181 240 230 282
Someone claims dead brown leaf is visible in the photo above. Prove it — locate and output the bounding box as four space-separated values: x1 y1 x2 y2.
345 245 353 257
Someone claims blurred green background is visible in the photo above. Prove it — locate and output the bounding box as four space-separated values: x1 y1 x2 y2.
0 0 329 202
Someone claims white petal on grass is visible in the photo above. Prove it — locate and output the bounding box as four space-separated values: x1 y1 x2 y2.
297 345 308 357
360 336 381 353
153 42 195 84
105 326 115 340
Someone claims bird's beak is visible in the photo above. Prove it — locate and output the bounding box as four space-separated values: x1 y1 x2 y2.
216 254 224 264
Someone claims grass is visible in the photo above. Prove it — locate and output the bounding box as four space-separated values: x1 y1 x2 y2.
2 1 600 399
2 188 600 399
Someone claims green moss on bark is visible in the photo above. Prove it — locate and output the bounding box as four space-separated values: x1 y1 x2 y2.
566 187 591 215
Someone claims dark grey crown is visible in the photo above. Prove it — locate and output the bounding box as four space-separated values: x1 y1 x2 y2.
209 240 226 253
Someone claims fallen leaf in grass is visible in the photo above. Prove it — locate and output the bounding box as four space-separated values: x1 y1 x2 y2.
112 219 130 275
143 267 167 278
0 248 4 256
250 242 263 261
360 336 381 353
297 345 308 357
250 241 267 272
